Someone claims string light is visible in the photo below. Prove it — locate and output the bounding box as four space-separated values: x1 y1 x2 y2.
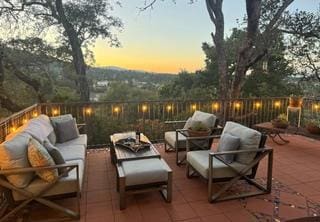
192 104 197 110
142 105 148 112
234 102 241 109
114 107 120 113
254 102 262 109
212 103 219 110
85 108 92 115
313 104 319 111
166 105 172 112
32 112 38 117
10 127 17 133
52 109 59 116
274 101 281 108
22 119 28 124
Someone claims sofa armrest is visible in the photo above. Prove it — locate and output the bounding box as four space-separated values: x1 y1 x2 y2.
0 163 79 176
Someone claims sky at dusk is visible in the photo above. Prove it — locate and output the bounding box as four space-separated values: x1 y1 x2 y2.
93 0 320 74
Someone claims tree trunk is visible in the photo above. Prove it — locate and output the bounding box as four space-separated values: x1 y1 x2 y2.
55 0 90 101
206 0 229 100
231 0 262 98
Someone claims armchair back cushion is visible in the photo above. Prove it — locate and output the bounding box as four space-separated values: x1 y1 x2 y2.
222 121 261 165
0 133 34 188
192 111 217 130
183 118 193 129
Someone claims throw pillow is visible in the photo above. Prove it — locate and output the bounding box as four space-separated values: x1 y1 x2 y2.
217 133 240 164
47 131 57 145
50 114 73 129
0 133 34 188
28 138 58 183
54 118 79 143
43 140 68 176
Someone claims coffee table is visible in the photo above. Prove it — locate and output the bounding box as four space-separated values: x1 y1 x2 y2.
110 132 172 210
110 132 160 164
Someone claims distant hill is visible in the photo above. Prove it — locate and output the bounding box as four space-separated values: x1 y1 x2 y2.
87 67 176 85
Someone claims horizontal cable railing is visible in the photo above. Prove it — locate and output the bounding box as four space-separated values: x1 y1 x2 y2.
1 97 320 146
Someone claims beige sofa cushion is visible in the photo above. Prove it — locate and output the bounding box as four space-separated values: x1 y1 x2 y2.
187 150 252 179
121 158 170 186
56 144 86 162
221 121 261 165
0 133 34 188
23 115 54 143
55 134 87 148
12 159 84 201
28 138 58 183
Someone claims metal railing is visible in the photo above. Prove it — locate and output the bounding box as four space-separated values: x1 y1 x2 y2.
0 97 284 144
1 97 319 146
0 104 41 143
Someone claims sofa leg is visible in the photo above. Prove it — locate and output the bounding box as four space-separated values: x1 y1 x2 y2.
186 162 191 178
119 176 126 210
166 171 172 203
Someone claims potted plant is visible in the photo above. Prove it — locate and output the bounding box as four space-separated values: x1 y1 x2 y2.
289 95 303 108
271 114 289 129
305 119 320 134
188 121 211 137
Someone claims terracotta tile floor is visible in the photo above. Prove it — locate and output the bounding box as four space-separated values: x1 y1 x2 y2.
14 135 320 221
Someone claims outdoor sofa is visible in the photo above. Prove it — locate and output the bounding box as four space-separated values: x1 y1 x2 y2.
0 114 87 221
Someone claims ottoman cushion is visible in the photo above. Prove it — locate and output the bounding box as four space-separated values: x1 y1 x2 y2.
121 158 169 186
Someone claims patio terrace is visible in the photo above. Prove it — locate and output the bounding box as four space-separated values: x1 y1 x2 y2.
1 97 320 221
8 134 320 222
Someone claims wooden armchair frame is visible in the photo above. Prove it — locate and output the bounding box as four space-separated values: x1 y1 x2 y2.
0 163 81 222
186 135 273 203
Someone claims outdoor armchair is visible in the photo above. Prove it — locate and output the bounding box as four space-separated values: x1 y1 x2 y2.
186 121 273 202
164 111 222 165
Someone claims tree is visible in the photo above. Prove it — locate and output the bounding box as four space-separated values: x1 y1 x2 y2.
0 0 122 101
283 9 320 84
141 0 300 99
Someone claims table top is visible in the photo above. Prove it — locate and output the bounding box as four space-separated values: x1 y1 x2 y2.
253 122 320 140
110 132 161 163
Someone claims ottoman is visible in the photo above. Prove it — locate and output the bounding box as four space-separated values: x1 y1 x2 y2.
116 158 172 210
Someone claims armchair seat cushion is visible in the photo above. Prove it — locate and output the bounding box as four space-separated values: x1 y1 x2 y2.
12 159 84 201
164 131 187 149
187 150 252 179
121 158 169 186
